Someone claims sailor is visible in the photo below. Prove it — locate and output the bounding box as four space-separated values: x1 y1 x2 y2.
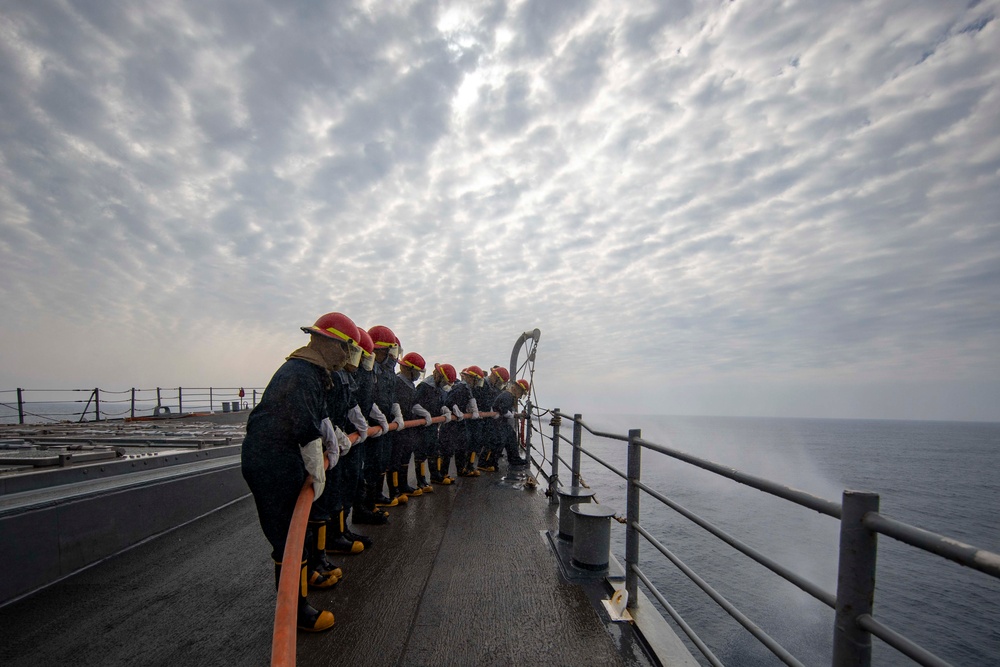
366 325 403 506
324 329 377 554
491 377 530 466
405 354 438 491
346 329 389 527
414 363 456 484
452 367 485 476
479 366 510 471
393 351 426 497
240 311 362 632
467 365 495 471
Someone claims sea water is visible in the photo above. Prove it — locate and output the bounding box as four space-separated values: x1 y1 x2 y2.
556 414 1000 666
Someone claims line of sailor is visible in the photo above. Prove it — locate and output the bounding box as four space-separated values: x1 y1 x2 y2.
240 312 531 632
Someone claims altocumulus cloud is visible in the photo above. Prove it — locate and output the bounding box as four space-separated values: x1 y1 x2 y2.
0 0 998 420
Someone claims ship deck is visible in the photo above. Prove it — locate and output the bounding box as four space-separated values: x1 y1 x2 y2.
0 428 658 666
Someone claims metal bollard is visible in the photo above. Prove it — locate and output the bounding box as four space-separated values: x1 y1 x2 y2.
557 487 595 541
571 503 616 572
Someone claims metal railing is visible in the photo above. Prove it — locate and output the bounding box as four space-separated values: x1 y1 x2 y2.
0 386 264 424
527 407 1000 667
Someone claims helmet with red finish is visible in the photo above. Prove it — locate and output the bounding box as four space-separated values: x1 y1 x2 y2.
401 352 426 372
434 363 457 384
302 312 360 345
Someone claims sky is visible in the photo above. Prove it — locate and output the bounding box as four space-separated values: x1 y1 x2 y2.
1 0 998 422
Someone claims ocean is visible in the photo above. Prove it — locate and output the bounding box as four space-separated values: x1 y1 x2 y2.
557 414 1000 667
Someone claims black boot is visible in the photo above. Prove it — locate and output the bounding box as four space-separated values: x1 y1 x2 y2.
399 465 421 496
326 510 364 555
479 450 496 472
307 520 342 582
274 561 335 632
389 470 408 504
374 472 398 507
416 459 434 492
343 508 374 549
429 456 444 483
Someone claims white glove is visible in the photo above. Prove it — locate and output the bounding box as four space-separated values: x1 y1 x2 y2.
301 438 326 499
319 417 337 452
391 403 405 430
370 403 390 436
504 411 514 419
491 412 500 419
469 398 480 419
440 406 452 423
451 405 464 420
413 403 433 426
347 405 368 444
335 426 352 455
326 446 340 470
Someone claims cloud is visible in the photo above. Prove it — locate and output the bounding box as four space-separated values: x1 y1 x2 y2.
0 0 998 421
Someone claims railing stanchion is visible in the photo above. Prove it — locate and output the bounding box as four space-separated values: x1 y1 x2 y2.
209 387 213 413
524 399 534 461
549 408 561 504
178 386 183 415
625 428 642 609
832 490 879 667
17 388 24 424
94 387 101 421
253 389 257 407
572 413 582 486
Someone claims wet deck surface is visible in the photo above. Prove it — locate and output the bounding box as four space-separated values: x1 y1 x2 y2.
0 450 642 666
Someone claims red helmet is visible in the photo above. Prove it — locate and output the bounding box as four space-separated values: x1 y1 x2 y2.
356 329 375 356
401 352 426 371
435 363 457 384
464 365 485 380
491 366 510 382
302 312 360 345
515 379 530 393
367 325 397 348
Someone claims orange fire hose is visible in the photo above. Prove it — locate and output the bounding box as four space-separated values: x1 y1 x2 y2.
270 411 499 667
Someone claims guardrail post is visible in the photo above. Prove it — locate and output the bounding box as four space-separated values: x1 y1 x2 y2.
209 387 214 412
253 389 257 407
625 428 641 608
178 387 183 414
572 414 582 486
156 387 162 409
94 388 101 421
130 388 136 419
17 388 25 424
524 399 534 461
549 408 561 504
832 490 879 667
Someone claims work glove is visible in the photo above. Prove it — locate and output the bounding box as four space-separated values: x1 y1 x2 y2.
347 405 369 444
451 405 464 420
335 425 352 455
391 403 405 430
468 398 480 419
440 406 452 423
413 403 433 426
319 417 337 454
370 404 390 436
300 438 325 499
